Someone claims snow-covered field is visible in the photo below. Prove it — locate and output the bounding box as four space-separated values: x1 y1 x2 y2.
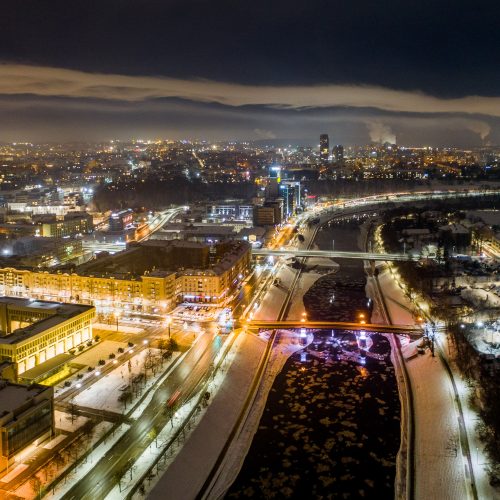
72 340 128 368
461 287 500 308
74 347 167 413
55 410 89 432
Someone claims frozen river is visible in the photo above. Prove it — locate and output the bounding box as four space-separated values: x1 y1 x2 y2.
227 219 401 499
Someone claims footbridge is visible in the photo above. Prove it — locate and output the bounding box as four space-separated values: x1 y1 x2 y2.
253 249 421 261
245 320 424 335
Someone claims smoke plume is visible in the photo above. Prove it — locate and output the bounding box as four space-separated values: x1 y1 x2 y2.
366 121 396 144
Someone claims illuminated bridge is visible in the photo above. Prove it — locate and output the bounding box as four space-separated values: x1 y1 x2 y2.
244 320 424 335
253 249 422 262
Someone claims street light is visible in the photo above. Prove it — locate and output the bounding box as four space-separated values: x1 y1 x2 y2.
165 316 172 339
114 311 121 332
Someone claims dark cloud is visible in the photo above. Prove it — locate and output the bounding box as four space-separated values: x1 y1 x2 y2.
0 0 498 95
0 1 498 143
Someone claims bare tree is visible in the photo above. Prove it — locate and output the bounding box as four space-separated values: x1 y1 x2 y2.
66 398 80 426
118 390 133 411
53 450 66 470
29 475 43 499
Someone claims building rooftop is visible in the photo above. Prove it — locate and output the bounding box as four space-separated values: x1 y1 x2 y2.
0 381 49 414
439 223 470 234
0 297 94 345
468 210 500 226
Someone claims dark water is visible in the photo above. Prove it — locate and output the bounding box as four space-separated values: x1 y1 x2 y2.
227 222 401 499
304 224 371 322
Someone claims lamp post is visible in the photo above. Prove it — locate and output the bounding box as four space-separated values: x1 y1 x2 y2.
114 311 121 332
166 316 172 339
358 312 366 325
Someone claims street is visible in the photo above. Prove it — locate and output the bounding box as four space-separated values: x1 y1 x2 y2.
62 331 221 500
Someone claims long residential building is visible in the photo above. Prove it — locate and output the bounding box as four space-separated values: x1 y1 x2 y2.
0 239 251 313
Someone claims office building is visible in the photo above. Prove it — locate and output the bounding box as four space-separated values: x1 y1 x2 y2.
253 206 277 227
320 134 330 163
253 194 285 227
279 183 296 217
0 381 54 475
109 209 134 232
265 166 281 199
154 224 237 243
206 204 253 221
39 212 93 238
281 180 302 210
0 297 95 379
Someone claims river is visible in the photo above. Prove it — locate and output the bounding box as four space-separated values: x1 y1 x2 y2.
227 219 401 499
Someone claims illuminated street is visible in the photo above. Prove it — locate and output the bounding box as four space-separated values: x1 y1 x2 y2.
61 331 221 499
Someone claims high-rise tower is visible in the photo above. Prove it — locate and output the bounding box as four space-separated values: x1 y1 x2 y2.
319 134 329 163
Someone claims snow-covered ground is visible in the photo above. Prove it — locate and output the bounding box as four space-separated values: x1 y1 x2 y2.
401 340 469 500
466 324 500 358
375 268 415 325
55 410 89 432
437 336 498 500
461 287 500 308
71 340 128 368
74 348 173 414
371 265 498 500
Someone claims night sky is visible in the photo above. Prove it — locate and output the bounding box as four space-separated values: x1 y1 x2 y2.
1 0 499 145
